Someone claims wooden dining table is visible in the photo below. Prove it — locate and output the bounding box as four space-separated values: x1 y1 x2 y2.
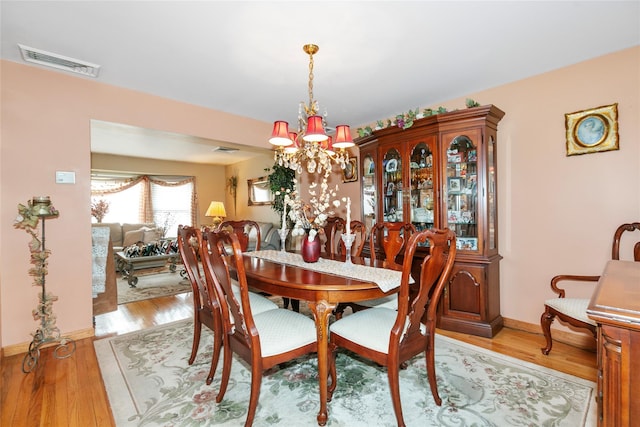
242 251 400 426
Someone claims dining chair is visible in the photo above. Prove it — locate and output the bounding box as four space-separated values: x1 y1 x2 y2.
369 222 417 268
177 225 222 385
201 229 318 427
217 220 261 252
540 222 640 355
334 222 417 319
323 216 346 256
328 228 457 427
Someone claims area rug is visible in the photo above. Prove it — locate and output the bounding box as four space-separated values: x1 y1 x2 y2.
117 271 191 304
95 319 596 426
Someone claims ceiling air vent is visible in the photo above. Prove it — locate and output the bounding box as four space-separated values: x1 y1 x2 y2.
18 44 101 78
212 146 239 153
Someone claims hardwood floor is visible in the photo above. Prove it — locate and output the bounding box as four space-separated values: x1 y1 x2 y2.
1 292 597 426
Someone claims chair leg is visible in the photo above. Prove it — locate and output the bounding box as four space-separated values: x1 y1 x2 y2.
189 317 202 365
283 297 300 312
387 365 406 427
328 344 337 401
333 303 347 320
424 341 442 406
215 335 233 403
245 364 263 427
206 311 223 385
540 307 556 355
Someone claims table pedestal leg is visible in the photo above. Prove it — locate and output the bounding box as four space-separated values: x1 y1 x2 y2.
308 300 335 426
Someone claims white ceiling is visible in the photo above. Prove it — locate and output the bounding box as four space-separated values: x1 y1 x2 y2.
2 1 639 165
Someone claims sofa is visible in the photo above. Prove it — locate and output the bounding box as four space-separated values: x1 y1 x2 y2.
91 222 160 252
247 221 281 251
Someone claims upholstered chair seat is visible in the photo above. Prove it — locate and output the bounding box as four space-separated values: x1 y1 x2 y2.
543 298 596 326
251 309 317 357
330 307 426 353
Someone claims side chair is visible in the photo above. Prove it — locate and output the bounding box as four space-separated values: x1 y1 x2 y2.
323 216 346 256
177 225 221 385
335 222 417 319
540 222 640 355
201 229 318 427
217 220 261 252
328 228 457 427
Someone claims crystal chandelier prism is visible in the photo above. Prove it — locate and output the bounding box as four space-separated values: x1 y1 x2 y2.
268 44 354 175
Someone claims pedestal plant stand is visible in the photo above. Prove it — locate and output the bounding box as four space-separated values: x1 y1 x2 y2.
14 196 76 373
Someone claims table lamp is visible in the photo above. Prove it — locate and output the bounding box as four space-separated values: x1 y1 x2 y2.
205 201 226 226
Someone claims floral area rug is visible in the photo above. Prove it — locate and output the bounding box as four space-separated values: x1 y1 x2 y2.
117 270 191 304
95 319 596 426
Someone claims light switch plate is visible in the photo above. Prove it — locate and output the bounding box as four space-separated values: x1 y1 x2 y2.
55 171 76 184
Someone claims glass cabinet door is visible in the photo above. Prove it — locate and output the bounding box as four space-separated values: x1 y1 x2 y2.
445 135 478 251
361 153 377 231
409 142 435 233
487 135 497 250
382 148 402 222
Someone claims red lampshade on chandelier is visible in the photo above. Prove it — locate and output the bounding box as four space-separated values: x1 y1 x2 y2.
268 44 354 175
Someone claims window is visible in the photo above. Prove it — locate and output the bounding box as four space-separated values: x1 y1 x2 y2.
91 174 195 238
151 180 193 237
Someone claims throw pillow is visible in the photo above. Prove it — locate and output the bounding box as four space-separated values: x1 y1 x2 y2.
122 229 145 247
143 227 163 243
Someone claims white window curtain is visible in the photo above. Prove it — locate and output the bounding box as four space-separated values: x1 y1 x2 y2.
91 174 197 236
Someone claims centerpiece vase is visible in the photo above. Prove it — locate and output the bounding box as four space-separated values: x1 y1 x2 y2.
301 233 321 263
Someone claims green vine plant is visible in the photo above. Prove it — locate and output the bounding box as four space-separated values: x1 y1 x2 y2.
265 163 295 228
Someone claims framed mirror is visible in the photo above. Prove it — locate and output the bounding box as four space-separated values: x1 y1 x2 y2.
247 176 273 206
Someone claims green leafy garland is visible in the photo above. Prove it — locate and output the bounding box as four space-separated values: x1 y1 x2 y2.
356 98 480 137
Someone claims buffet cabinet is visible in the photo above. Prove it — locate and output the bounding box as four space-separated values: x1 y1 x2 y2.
358 105 505 337
587 260 640 427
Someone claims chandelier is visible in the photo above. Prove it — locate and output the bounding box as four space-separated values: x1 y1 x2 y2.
268 44 354 175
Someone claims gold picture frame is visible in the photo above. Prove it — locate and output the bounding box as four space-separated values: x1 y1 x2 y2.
342 157 358 183
565 103 619 156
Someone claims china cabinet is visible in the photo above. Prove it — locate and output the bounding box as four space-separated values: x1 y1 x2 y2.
357 105 504 337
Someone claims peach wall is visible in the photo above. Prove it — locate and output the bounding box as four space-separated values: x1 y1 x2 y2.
0 61 271 348
224 153 280 224
1 46 638 349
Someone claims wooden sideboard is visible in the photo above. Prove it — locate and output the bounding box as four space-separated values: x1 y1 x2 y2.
587 260 640 427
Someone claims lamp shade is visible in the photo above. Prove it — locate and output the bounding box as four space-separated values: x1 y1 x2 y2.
284 132 300 154
269 121 293 146
303 115 328 142
205 201 227 218
321 136 335 154
333 125 355 149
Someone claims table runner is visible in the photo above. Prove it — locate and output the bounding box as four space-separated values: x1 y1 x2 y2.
247 250 409 292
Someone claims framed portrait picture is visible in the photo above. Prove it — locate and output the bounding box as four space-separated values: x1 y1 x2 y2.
565 103 619 156
342 157 358 183
448 178 462 193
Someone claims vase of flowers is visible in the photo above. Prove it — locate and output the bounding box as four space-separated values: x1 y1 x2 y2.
91 199 110 223
283 173 341 262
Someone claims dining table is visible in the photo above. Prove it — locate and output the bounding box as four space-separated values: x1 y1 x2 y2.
242 249 405 426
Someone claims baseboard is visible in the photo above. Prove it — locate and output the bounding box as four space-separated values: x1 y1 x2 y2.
2 327 95 357
503 317 597 351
